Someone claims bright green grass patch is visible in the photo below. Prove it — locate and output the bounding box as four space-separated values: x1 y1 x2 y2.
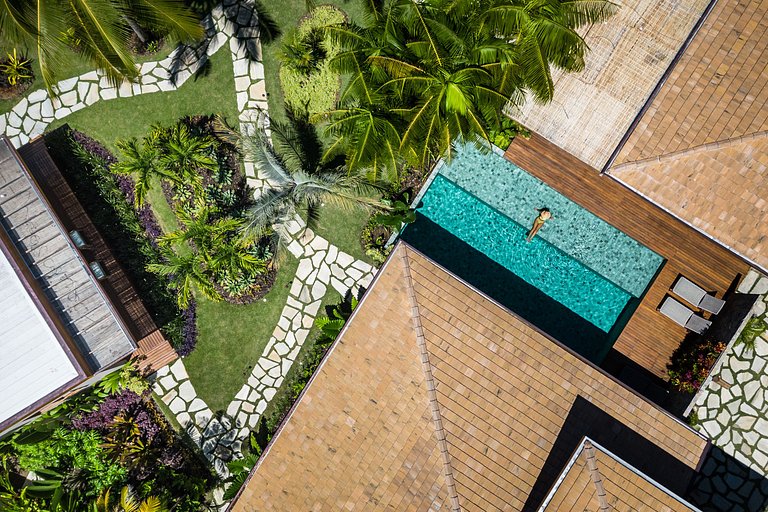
146 185 181 234
184 256 300 412
309 203 373 264
46 50 238 154
279 5 345 117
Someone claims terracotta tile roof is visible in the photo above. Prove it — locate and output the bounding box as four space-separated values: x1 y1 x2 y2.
606 0 768 270
609 132 768 270
232 243 709 511
614 0 768 164
541 440 700 512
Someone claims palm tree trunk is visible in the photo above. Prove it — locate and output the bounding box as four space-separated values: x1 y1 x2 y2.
126 18 150 43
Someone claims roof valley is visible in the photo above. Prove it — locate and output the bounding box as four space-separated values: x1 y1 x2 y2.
399 245 461 512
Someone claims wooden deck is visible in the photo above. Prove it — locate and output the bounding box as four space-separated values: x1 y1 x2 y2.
134 331 179 375
19 138 158 341
504 133 751 379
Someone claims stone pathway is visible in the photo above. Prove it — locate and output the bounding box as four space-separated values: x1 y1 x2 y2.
152 224 375 510
1 0 379 506
688 269 768 509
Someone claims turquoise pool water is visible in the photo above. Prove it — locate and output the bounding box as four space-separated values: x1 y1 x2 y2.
440 144 663 297
419 175 632 332
412 144 664 338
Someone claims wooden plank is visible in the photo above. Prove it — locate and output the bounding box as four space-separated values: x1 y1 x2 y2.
134 330 178 374
504 133 750 379
18 139 159 341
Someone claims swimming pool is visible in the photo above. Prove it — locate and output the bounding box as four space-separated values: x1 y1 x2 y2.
403 144 664 362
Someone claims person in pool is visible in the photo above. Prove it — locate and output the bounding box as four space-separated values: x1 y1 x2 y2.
526 207 552 242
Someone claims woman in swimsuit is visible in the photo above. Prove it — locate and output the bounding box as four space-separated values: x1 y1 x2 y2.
526 207 552 242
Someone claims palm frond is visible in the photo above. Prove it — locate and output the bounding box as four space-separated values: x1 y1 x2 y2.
69 0 138 87
124 0 203 43
560 0 619 27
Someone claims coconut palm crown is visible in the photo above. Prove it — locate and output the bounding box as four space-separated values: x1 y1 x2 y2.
0 0 202 94
323 0 617 172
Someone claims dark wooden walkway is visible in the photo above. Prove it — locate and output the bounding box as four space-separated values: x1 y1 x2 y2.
18 138 160 342
505 133 750 379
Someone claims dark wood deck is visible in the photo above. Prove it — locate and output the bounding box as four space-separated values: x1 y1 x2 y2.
504 133 751 379
18 138 161 343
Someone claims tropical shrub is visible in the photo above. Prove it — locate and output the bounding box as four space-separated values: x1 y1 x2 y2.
149 206 270 306
489 117 531 150
667 340 727 393
0 49 33 89
279 5 346 116
222 433 264 501
2 372 216 511
735 315 767 353
13 428 126 496
361 219 393 265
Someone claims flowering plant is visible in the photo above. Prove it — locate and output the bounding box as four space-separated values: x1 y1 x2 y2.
668 340 726 393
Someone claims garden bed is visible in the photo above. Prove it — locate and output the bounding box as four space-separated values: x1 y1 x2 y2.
0 366 217 510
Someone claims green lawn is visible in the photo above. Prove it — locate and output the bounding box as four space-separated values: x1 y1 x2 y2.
310 204 373 264
47 49 239 154
184 256 300 412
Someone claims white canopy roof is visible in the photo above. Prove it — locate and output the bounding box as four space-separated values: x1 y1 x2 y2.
0 248 80 428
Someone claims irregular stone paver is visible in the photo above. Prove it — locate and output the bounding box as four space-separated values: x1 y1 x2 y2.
689 269 768 509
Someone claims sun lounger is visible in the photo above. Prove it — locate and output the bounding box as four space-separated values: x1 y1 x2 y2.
671 276 726 315
659 296 712 334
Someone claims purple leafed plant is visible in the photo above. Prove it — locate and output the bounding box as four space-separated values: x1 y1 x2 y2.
72 390 162 442
137 205 163 247
70 129 117 165
177 298 198 356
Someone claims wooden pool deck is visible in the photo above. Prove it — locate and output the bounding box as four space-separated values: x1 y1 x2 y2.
504 133 751 380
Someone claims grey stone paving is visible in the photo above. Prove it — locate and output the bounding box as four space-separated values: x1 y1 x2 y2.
688 269 768 510
693 269 768 475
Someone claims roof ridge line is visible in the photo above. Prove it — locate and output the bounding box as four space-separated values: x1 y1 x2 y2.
399 246 462 512
609 129 768 173
582 441 610 512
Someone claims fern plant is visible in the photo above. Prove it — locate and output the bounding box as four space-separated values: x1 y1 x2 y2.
222 434 265 501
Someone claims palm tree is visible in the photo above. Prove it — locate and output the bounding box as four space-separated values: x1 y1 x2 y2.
112 137 175 207
147 250 221 308
324 0 617 172
160 207 265 275
0 0 202 94
217 111 383 252
94 485 167 512
154 123 217 194
313 98 403 183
